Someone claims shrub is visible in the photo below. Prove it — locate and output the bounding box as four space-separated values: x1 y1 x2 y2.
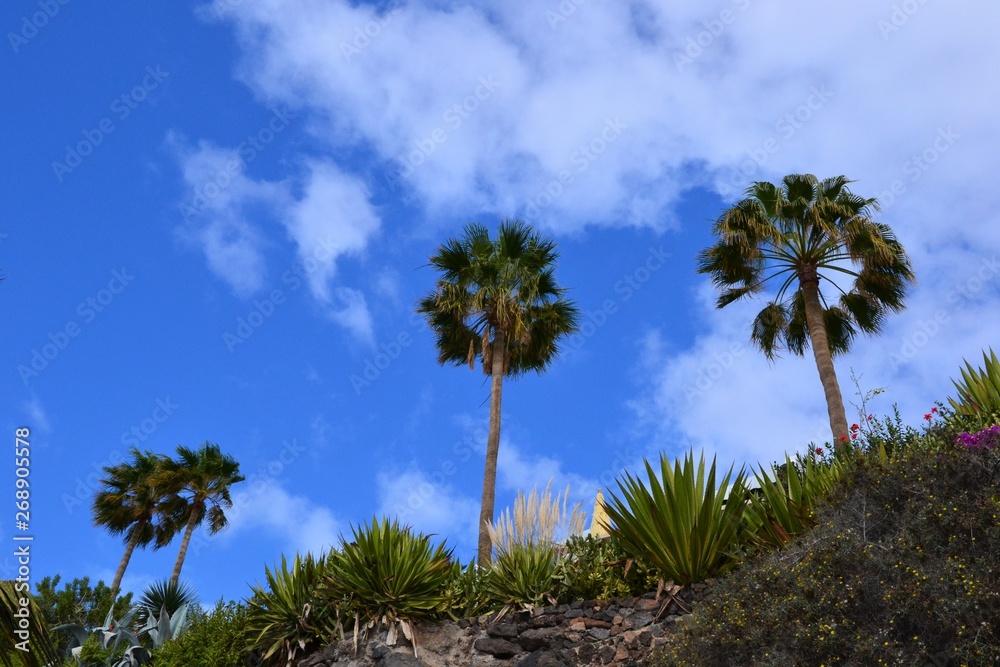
602 451 749 585
486 481 585 557
948 347 1000 427
658 445 1000 666
325 517 453 649
152 601 256 667
561 534 658 601
246 552 337 667
485 544 564 618
443 562 496 620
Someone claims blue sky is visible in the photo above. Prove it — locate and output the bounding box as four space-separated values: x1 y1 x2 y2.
3 0 998 605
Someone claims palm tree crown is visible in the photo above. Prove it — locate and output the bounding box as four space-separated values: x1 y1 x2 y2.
92 448 181 600
417 219 579 563
158 441 245 584
697 174 914 444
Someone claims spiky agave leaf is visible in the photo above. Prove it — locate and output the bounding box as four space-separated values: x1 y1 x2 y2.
948 348 1000 423
602 451 750 586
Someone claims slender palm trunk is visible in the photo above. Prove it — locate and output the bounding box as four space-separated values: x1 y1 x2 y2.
477 329 506 565
110 529 141 602
799 273 850 448
171 505 201 585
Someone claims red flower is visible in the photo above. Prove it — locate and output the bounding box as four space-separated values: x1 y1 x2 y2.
924 413 932 421
867 414 874 421
815 447 824 455
839 435 849 442
931 406 939 413
851 423 860 431
851 433 858 440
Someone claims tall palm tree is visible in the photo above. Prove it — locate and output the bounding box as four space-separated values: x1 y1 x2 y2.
92 448 181 601
417 219 579 564
698 174 914 447
158 442 244 585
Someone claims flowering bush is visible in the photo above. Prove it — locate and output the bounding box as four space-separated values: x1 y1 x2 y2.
956 424 1000 450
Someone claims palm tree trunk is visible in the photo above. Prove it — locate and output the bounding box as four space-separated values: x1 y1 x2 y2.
477 329 506 565
171 506 201 585
799 273 850 448
110 529 141 602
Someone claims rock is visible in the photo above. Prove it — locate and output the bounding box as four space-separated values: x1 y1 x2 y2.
515 650 569 667
597 644 617 663
381 652 423 667
473 637 520 659
583 618 612 629
564 610 584 619
621 611 654 630
587 627 610 640
518 628 555 652
486 623 519 639
614 644 631 663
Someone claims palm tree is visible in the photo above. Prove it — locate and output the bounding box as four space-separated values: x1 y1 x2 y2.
92 448 181 601
417 219 579 564
158 442 244 585
697 174 914 447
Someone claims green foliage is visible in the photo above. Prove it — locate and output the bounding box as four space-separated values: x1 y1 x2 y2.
55 606 151 667
326 517 454 645
603 451 749 585
949 347 1000 426
246 552 336 667
560 535 659 601
442 562 495 620
658 438 1000 666
1 580 60 667
485 544 563 618
745 454 848 550
31 576 133 653
152 601 257 667
137 579 197 621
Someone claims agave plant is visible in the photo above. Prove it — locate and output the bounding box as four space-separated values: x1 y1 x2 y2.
485 544 564 619
246 552 337 667
949 348 1000 425
325 517 454 655
54 606 150 667
1 580 60 667
136 579 196 638
602 451 750 586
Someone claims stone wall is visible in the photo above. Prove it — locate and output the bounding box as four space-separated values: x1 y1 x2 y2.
300 587 703 667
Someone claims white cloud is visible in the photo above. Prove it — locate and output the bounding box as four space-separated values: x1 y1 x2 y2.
376 468 480 549
282 160 380 305
172 143 380 343
171 135 287 297
22 395 51 433
203 0 1000 236
223 479 342 557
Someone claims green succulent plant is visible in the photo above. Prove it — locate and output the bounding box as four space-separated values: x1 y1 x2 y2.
948 347 1000 426
485 544 564 619
602 450 750 585
246 552 337 667
324 517 453 655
